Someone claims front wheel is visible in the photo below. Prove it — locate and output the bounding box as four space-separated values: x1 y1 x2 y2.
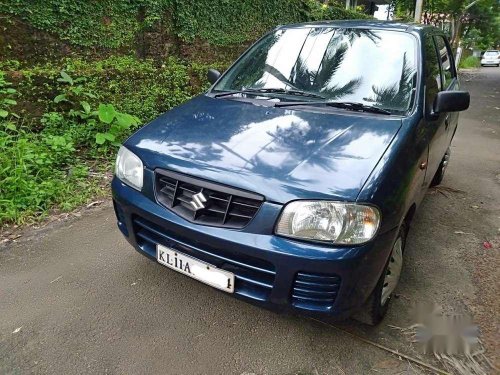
353 225 406 326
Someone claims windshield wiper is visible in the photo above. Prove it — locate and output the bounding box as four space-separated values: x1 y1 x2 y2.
213 88 325 99
213 90 254 98
248 88 326 99
274 100 392 115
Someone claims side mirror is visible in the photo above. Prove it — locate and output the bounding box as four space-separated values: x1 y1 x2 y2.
207 69 221 85
433 91 470 113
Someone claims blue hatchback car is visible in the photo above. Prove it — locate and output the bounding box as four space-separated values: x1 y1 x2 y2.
112 21 469 324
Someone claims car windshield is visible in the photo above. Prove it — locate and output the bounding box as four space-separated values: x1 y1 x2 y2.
213 27 417 114
484 51 499 57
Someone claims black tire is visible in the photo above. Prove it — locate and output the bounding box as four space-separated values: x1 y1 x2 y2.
430 147 451 187
353 224 406 326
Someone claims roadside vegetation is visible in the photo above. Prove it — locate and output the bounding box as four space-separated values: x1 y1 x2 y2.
0 0 369 225
459 55 481 69
0 57 227 225
393 0 499 50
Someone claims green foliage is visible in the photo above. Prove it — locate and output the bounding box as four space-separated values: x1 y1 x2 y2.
459 56 480 69
394 0 499 48
48 70 138 145
0 56 225 224
95 104 140 146
0 60 21 71
0 72 18 119
465 5 500 50
174 0 310 46
53 70 96 104
309 1 371 21
14 56 223 123
0 0 172 48
81 56 195 122
0 0 369 49
0 120 97 224
0 68 143 224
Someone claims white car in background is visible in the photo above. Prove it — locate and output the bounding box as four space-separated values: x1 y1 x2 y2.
481 50 500 66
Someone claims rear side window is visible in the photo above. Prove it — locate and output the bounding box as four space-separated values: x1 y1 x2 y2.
434 36 455 88
424 35 441 111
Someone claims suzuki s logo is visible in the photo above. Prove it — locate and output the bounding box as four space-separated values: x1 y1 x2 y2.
190 192 207 211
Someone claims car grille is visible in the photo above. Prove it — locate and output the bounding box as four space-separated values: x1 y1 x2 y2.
155 169 264 229
292 272 341 312
133 216 276 301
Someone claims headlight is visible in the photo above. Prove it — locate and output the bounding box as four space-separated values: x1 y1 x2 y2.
275 201 380 245
115 146 143 191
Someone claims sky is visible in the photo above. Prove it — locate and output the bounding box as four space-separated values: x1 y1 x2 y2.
374 4 391 20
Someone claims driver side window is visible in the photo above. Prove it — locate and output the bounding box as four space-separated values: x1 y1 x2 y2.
434 36 456 89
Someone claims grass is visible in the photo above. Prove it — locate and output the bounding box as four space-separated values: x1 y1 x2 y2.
459 56 481 69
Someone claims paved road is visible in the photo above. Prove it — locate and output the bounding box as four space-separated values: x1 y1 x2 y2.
1 68 499 374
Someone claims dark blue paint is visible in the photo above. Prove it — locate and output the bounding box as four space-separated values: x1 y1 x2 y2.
125 95 402 204
112 22 464 319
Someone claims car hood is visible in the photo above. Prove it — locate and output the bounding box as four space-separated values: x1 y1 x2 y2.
126 95 402 203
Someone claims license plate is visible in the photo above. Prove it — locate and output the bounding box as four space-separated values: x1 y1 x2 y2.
156 244 234 293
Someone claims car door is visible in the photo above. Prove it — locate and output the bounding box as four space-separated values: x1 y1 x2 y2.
422 32 449 187
434 34 459 146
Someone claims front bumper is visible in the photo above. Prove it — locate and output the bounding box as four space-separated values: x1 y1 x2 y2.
112 175 398 320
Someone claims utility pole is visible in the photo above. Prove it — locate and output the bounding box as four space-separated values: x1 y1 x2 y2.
414 0 424 22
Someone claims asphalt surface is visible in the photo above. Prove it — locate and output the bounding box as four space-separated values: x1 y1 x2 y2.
1 68 499 375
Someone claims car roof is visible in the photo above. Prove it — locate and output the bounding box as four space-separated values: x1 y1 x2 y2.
277 20 439 34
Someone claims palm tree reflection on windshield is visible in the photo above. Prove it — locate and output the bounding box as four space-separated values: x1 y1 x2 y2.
292 43 361 100
365 53 416 112
231 33 281 89
336 28 380 46
289 28 382 100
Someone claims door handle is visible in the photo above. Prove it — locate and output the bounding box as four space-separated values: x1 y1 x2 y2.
445 115 450 129
419 161 427 170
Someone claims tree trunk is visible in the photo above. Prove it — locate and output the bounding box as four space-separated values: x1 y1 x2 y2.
450 16 462 49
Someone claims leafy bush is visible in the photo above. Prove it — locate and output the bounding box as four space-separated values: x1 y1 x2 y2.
0 0 369 49
459 56 481 69
53 70 96 105
0 56 226 224
309 1 371 20
12 56 225 124
94 104 140 146
82 57 195 122
0 69 143 224
0 72 18 119
174 0 311 45
0 0 170 48
0 122 96 224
